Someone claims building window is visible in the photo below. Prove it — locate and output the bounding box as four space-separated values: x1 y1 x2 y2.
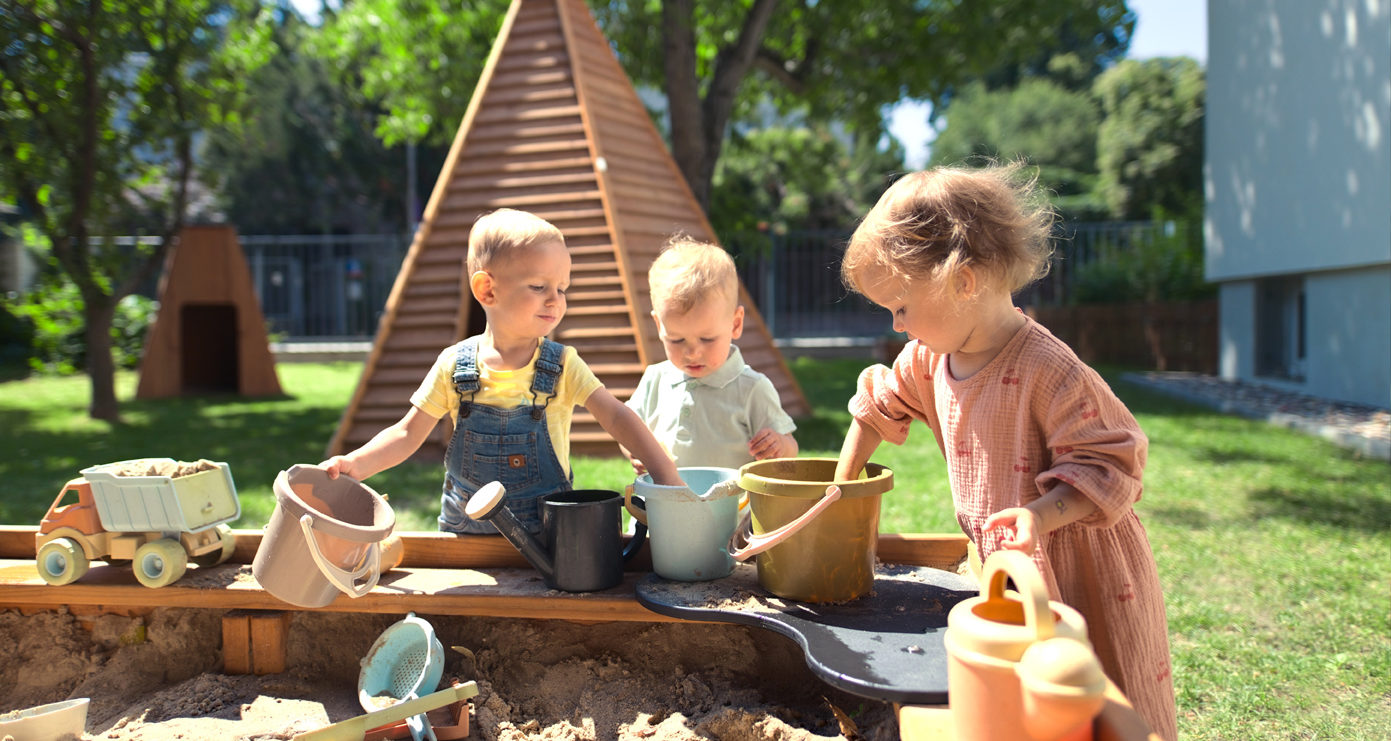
1255 276 1306 382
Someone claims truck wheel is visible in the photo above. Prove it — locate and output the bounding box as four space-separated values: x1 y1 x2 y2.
134 539 188 588
37 538 90 586
192 524 236 567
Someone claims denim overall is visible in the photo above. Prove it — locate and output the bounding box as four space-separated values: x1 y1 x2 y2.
439 338 573 534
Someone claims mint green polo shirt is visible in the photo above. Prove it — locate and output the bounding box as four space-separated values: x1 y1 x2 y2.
625 345 797 470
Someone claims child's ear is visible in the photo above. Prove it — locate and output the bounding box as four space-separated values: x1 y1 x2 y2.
470 270 495 305
955 266 978 300
731 305 745 340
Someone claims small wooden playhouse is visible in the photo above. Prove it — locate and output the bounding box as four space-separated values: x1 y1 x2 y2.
136 225 282 399
329 0 808 459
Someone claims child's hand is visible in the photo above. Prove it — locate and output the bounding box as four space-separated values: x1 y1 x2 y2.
318 455 357 480
984 507 1040 554
749 428 796 460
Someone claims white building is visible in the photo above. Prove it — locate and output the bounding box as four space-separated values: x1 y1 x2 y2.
1205 0 1390 408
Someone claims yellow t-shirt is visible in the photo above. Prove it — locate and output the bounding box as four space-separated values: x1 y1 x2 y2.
410 339 603 475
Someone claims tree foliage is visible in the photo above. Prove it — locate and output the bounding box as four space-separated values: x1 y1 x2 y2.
201 11 445 234
0 0 273 419
311 0 1135 210
1094 56 1205 219
928 72 1105 219
709 125 903 240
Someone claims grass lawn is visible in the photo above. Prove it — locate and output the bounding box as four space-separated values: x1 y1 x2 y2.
1 358 1387 739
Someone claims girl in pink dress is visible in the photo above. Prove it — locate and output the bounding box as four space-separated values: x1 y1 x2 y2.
834 164 1178 740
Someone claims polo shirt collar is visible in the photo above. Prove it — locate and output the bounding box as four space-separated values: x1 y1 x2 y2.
673 345 746 389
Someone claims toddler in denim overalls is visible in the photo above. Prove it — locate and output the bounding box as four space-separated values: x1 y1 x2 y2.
321 209 681 532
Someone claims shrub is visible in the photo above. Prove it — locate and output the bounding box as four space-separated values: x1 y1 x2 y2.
5 281 157 374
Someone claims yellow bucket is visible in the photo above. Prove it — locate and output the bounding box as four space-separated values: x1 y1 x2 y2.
737 458 892 603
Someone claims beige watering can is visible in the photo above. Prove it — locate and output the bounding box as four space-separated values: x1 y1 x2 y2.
944 550 1107 741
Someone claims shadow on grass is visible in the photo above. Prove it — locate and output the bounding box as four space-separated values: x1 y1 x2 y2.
1147 505 1213 530
1249 484 1391 533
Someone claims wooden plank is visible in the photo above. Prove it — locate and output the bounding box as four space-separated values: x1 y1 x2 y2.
0 559 680 623
0 526 968 571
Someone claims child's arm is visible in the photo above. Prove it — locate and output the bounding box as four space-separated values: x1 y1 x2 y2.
834 417 884 481
320 406 437 481
585 387 682 486
983 482 1099 554
749 427 798 460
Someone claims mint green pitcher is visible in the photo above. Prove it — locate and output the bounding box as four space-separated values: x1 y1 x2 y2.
626 466 840 582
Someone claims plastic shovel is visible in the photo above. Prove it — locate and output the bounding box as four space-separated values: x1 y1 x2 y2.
291 682 479 741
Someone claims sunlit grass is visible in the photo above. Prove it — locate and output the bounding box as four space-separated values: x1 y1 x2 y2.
2 359 1388 739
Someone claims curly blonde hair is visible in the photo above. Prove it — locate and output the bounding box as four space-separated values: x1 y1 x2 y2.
842 162 1055 297
467 209 566 274
647 237 738 316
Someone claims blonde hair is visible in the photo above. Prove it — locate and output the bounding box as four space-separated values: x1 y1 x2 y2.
467 209 565 274
648 237 738 316
842 162 1055 297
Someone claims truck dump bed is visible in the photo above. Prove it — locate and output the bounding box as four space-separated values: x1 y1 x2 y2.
81 459 240 533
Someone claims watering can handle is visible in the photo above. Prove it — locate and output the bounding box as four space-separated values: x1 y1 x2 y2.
298 514 380 598
729 484 843 561
982 549 1056 642
623 484 648 526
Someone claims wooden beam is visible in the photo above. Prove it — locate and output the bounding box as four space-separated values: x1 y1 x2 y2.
0 526 969 571
0 559 680 623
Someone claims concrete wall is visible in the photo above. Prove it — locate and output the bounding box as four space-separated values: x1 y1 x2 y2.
1219 267 1391 407
1303 266 1391 407
1206 0 1390 281
1207 0 1390 407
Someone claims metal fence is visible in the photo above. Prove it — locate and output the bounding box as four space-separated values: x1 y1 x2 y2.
116 220 1179 343
239 233 409 340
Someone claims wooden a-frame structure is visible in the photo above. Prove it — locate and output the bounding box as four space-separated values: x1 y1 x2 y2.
137 225 282 399
329 0 808 459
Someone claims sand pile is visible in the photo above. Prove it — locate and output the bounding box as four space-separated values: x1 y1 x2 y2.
0 608 899 740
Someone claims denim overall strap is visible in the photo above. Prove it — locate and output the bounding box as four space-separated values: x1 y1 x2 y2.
528 339 564 420
451 338 481 418
439 340 574 534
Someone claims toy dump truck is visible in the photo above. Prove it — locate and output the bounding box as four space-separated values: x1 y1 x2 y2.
35 458 241 588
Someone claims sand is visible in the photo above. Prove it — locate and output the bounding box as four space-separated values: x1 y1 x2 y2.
0 606 902 740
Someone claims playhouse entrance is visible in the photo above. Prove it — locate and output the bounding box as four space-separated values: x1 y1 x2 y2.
180 304 240 393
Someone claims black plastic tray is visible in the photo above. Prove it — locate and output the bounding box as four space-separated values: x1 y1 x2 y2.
635 562 977 704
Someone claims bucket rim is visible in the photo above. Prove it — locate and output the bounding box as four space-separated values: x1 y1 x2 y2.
274 466 396 542
738 457 893 499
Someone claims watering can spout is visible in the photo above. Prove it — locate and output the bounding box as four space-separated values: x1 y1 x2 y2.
464 482 555 582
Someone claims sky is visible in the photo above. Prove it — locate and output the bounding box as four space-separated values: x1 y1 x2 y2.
890 0 1210 167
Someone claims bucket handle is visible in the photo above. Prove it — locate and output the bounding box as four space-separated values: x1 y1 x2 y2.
729 484 843 561
981 549 1056 642
622 484 647 526
298 514 380 598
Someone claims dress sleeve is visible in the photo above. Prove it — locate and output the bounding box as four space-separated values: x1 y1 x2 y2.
1034 366 1148 527
847 342 933 445
746 374 797 435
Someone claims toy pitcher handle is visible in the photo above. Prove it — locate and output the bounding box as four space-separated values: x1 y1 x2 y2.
982 549 1056 643
298 514 380 598
729 484 843 561
622 484 647 526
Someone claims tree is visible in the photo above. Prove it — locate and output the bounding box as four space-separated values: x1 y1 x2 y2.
0 0 272 420
315 0 1135 211
602 0 1135 210
709 125 903 239
201 11 446 235
928 73 1106 219
1094 56 1205 219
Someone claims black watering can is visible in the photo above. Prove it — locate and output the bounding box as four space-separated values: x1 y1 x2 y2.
465 482 647 592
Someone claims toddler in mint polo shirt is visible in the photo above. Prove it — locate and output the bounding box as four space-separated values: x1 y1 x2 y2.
624 237 798 473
